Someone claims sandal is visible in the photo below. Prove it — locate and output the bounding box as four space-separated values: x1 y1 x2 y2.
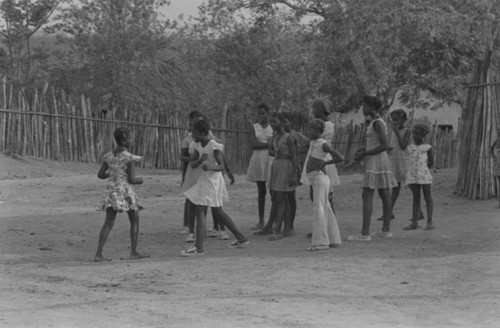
268 234 282 241
377 214 395 221
403 222 419 230
251 223 264 230
307 245 329 251
254 229 272 235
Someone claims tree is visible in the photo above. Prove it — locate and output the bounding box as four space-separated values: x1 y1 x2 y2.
200 0 483 111
50 0 194 116
0 0 60 83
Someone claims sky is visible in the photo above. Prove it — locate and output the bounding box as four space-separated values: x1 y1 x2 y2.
160 0 207 20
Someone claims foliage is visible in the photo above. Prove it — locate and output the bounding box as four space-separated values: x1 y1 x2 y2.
0 0 60 85
48 0 196 116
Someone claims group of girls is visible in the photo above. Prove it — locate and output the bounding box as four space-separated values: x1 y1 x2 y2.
247 100 344 250
348 95 435 241
247 96 435 248
92 95 437 261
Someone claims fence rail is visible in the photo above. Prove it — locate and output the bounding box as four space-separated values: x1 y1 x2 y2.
0 86 459 173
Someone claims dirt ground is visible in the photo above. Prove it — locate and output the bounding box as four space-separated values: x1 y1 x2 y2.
1 152 499 328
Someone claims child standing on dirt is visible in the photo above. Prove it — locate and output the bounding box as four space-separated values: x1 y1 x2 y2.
348 95 397 242
303 118 344 251
377 109 411 222
311 99 340 212
492 137 500 208
181 120 249 256
266 112 298 241
94 127 149 262
405 123 434 230
246 103 273 231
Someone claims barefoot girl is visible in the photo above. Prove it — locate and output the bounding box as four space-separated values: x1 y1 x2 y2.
405 123 435 230
246 103 273 230
266 112 298 241
348 96 397 241
95 127 149 261
181 120 249 256
377 109 411 222
304 118 344 251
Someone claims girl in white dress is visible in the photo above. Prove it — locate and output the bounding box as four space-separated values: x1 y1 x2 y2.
181 120 249 256
405 123 434 231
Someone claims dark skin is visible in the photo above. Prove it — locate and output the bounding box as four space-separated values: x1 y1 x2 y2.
266 117 298 239
492 139 500 208
251 108 271 228
354 104 393 235
378 114 412 221
406 127 435 230
94 136 148 262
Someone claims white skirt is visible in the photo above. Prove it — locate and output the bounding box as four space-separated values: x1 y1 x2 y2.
184 171 228 207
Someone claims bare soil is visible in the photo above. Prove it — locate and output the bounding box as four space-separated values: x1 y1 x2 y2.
1 153 499 328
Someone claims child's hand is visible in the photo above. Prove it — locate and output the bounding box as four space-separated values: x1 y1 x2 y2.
228 172 235 185
136 177 144 185
200 153 208 161
354 148 366 161
201 162 208 171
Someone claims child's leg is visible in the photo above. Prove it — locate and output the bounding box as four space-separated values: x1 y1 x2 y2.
361 188 375 235
271 191 287 238
211 207 225 231
94 207 117 261
254 181 267 228
421 184 434 230
211 207 247 242
194 205 207 251
182 199 189 229
127 210 149 259
259 190 276 233
187 200 197 234
406 184 421 229
377 188 392 232
288 190 297 231
391 182 401 212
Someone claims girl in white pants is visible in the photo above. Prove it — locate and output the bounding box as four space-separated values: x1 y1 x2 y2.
302 119 345 251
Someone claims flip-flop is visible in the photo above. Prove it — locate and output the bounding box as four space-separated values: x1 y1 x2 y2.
403 224 419 230
94 257 112 262
307 245 329 251
129 253 151 260
268 234 282 241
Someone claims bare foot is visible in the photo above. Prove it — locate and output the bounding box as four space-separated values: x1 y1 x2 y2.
94 256 112 262
403 222 419 230
129 252 150 260
424 223 435 230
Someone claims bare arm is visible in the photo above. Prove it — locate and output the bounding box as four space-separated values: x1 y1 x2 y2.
127 162 143 185
251 126 269 150
322 143 345 165
427 147 434 169
97 162 109 179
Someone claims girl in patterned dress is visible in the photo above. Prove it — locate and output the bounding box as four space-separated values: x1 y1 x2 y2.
348 96 397 242
377 109 411 222
492 137 500 208
181 120 249 256
405 123 435 230
95 127 149 262
246 103 273 230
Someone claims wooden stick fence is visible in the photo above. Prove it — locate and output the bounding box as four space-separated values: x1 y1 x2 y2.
0 84 460 173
